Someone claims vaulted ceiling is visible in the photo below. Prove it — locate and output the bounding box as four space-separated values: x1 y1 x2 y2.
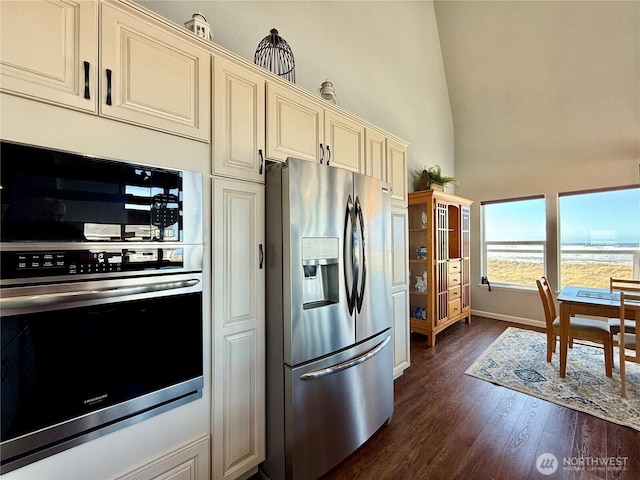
433 0 639 191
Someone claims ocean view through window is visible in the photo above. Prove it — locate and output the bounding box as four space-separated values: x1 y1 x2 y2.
559 186 640 289
481 196 546 287
481 187 640 290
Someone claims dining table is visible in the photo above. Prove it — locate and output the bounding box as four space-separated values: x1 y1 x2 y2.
556 285 637 378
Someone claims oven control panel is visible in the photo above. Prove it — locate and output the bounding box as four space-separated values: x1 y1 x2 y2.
1 248 184 279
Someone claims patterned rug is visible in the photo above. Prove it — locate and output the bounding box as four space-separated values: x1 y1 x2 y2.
465 327 640 431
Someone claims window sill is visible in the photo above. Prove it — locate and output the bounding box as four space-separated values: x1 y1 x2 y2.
476 283 538 293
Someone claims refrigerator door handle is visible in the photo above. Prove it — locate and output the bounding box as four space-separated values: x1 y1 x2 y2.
343 195 358 315
354 196 367 312
299 335 391 380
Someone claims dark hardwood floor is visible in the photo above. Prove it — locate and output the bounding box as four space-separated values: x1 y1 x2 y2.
318 317 640 480
257 316 640 480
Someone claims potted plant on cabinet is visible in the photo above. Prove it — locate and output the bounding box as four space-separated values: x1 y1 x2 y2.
414 165 459 191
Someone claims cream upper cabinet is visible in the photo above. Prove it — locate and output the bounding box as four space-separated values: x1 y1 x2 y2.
100 2 210 141
266 82 324 163
266 82 407 183
0 1 211 142
386 137 409 205
365 127 387 181
266 82 366 171
0 0 98 113
213 57 266 182
324 109 365 173
212 177 265 480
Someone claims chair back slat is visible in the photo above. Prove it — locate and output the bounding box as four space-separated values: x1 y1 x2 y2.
620 291 640 355
536 276 556 329
610 277 640 294
617 291 640 396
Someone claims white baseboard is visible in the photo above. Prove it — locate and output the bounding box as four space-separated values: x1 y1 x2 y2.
471 309 545 329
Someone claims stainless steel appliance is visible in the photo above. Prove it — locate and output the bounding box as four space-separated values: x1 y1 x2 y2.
261 158 393 480
0 141 204 473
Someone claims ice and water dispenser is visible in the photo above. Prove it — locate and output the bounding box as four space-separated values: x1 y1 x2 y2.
301 237 339 309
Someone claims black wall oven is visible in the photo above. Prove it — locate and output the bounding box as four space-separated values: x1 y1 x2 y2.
0 141 204 473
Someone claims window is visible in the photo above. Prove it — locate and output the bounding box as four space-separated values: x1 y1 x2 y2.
559 186 640 289
481 196 546 287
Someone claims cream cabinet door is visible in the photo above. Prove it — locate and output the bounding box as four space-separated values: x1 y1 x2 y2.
387 138 409 206
266 82 323 163
117 437 210 480
324 109 365 173
212 178 265 480
213 57 266 182
391 206 410 377
100 2 210 141
365 127 387 181
0 0 98 113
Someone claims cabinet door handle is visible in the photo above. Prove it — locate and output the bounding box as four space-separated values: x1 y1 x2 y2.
319 143 325 164
259 244 264 269
83 61 90 99
106 69 112 105
259 149 264 175
326 145 331 165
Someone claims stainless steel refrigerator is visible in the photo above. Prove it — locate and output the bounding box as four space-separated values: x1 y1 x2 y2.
261 158 393 480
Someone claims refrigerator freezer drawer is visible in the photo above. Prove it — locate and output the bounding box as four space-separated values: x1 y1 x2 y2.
285 332 393 480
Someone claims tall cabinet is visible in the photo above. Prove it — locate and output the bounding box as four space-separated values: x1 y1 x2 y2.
211 56 267 480
211 177 265 480
408 190 472 347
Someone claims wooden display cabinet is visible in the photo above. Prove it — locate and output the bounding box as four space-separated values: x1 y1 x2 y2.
408 189 472 346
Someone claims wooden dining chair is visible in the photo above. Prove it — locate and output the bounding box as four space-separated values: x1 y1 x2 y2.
608 278 639 343
617 291 640 397
536 276 613 377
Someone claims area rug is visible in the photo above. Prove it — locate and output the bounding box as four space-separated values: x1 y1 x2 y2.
465 327 640 431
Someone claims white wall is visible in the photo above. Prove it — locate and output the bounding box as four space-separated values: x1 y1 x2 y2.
137 0 455 188
434 0 640 322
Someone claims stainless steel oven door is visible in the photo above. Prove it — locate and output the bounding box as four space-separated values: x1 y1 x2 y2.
1 272 202 315
0 273 204 473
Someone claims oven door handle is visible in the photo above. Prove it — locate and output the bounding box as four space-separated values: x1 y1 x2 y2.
1 278 200 310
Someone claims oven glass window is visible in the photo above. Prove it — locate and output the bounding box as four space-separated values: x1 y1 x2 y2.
0 142 183 242
1 292 203 443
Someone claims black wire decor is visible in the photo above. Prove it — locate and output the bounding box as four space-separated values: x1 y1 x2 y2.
254 28 296 83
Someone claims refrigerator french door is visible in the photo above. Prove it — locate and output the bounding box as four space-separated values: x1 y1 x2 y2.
263 158 393 480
